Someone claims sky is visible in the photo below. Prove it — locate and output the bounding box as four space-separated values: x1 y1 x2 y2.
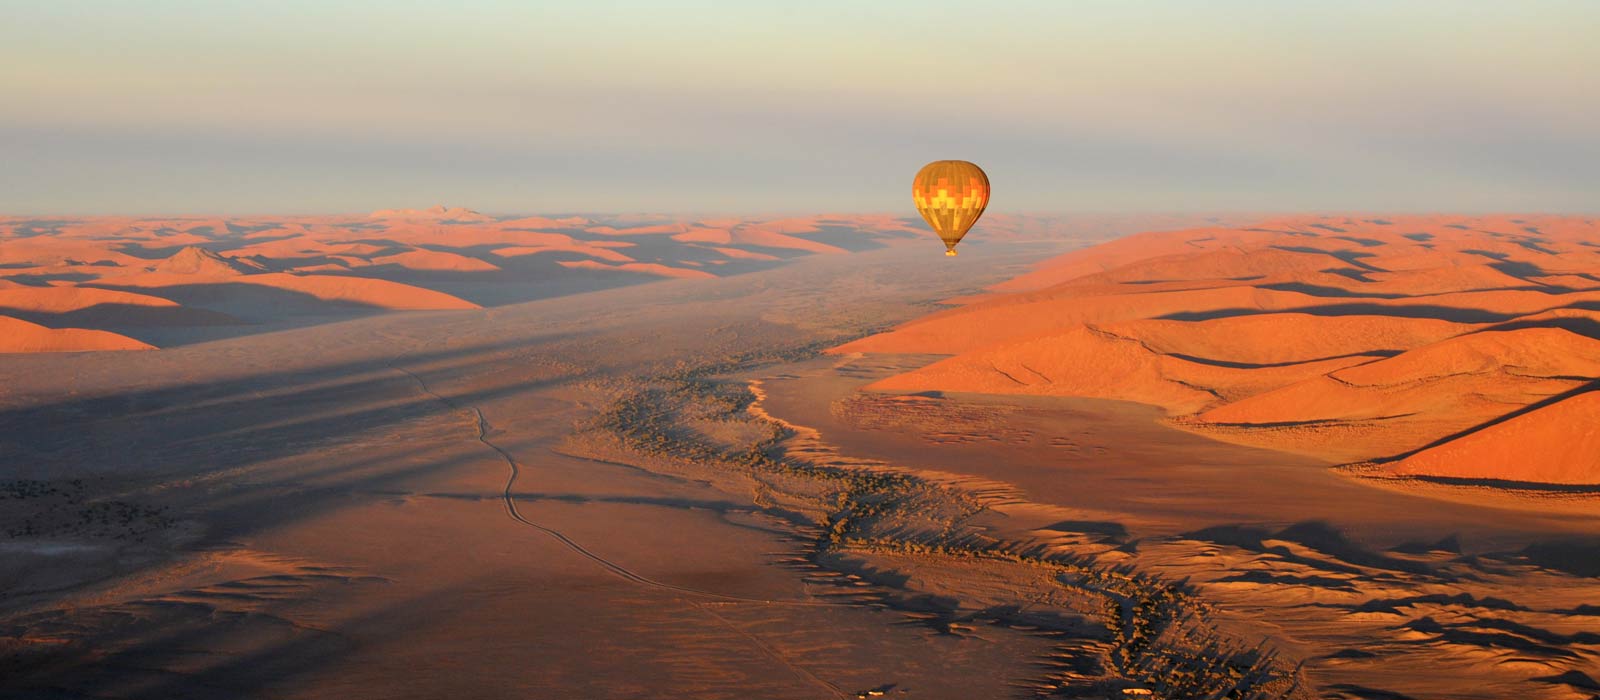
2 1 1597 215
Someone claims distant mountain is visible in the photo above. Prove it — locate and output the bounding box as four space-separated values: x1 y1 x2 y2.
151 246 266 276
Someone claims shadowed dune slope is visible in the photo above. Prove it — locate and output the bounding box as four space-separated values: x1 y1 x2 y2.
843 214 1600 486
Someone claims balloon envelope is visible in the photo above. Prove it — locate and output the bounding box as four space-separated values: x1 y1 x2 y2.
912 160 989 256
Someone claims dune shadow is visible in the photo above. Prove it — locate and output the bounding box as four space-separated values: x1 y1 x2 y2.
1040 519 1128 542
1183 521 1436 578
1159 303 1516 324
1505 539 1600 578
1480 314 1600 339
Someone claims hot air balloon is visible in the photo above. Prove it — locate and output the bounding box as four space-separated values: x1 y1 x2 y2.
912 160 989 256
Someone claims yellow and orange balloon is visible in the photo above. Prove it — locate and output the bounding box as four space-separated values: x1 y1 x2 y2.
912 160 989 256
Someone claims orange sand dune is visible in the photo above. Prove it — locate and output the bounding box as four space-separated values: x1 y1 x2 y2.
668 228 735 245
289 263 355 273
586 223 690 235
1093 313 1473 366
1336 327 1600 386
498 215 590 229
1073 247 1345 286
0 315 154 353
94 272 479 310
0 286 179 313
989 227 1290 292
492 244 635 263
3 211 923 352
151 246 265 275
847 214 1600 485
556 260 715 280
708 246 780 261
1357 287 1600 316
1354 264 1542 296
1200 329 1600 425
1533 273 1600 290
224 234 332 259
0 237 144 269
835 286 1325 355
672 224 849 254
869 325 1370 415
1189 328 1600 460
200 273 480 310
729 223 850 254
1385 391 1600 485
325 242 393 257
362 249 500 272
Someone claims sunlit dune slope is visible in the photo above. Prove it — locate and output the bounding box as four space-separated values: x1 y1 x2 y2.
362 249 501 272
1201 328 1600 425
94 272 480 310
1385 391 1600 485
836 286 1331 354
557 259 717 279
1190 328 1600 460
0 286 179 313
1093 314 1471 366
0 315 154 353
868 325 1369 415
988 227 1286 292
843 214 1600 485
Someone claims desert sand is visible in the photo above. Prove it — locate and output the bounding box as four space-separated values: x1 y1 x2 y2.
3 213 1597 700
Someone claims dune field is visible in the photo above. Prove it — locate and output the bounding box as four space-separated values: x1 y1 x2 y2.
842 215 1600 488
2 214 1597 700
0 209 1195 352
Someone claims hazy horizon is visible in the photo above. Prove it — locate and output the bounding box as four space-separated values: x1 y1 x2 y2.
5 1 1597 215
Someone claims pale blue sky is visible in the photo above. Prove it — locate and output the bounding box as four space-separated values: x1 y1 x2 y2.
2 1 1596 214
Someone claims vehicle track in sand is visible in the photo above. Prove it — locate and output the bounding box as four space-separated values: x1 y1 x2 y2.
388 361 856 698
386 362 847 609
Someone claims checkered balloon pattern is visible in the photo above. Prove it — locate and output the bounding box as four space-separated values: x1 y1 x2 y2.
913 160 989 255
